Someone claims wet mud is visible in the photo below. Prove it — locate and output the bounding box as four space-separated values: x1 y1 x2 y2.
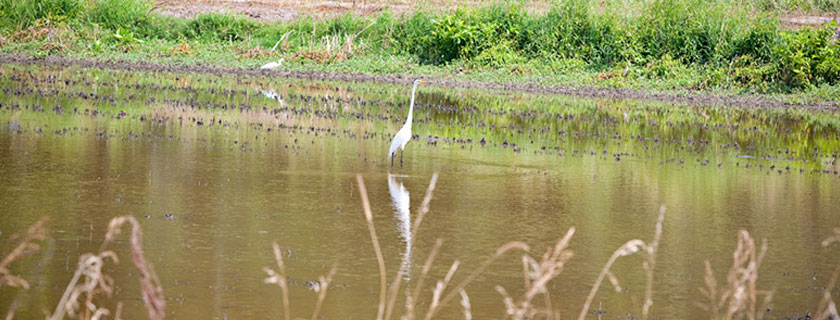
2 53 838 111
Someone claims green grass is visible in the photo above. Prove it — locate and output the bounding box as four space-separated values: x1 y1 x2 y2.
88 0 152 30
1 0 839 105
0 0 83 29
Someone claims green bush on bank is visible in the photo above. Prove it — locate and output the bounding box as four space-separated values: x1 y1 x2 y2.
1 0 838 94
0 0 83 29
774 24 840 88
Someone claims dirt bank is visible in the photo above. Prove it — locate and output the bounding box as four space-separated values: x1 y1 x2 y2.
2 53 838 111
153 0 553 22
154 0 838 28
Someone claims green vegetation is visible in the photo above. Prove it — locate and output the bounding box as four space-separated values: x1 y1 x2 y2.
1 0 839 104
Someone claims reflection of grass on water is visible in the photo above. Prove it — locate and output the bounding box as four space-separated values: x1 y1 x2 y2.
1 176 840 319
3 63 840 165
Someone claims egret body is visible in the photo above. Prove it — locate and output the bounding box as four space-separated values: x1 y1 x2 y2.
388 79 425 167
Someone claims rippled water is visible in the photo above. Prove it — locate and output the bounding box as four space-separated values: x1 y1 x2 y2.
1 63 839 319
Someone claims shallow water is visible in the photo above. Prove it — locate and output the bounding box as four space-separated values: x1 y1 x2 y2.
1 63 839 319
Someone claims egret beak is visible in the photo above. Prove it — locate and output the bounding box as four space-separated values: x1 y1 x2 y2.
418 80 427 84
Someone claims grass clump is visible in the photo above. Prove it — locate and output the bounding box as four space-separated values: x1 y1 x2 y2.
185 13 258 42
0 0 83 29
88 0 153 31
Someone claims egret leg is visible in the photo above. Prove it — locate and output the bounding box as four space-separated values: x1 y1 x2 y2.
400 149 404 167
390 153 394 168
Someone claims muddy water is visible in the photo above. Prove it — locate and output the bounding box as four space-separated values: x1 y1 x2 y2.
1 64 839 319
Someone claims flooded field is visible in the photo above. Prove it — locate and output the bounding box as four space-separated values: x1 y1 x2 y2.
1 63 840 319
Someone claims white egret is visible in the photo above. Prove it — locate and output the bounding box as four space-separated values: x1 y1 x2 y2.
389 79 426 167
260 58 284 70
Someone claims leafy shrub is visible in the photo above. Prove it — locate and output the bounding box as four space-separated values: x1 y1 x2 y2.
732 17 780 62
396 5 525 65
731 55 776 91
423 8 497 64
815 44 840 83
644 54 684 79
472 40 525 68
773 23 840 88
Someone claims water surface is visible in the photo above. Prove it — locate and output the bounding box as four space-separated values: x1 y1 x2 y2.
1 64 839 319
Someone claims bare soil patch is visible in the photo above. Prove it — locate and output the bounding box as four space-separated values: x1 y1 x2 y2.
152 0 551 21
154 0 838 30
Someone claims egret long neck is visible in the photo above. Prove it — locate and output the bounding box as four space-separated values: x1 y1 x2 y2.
405 83 418 127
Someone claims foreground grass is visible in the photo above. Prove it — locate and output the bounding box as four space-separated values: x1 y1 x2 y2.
0 0 839 105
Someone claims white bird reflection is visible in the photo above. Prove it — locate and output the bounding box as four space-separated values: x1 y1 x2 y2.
260 89 284 106
388 173 412 280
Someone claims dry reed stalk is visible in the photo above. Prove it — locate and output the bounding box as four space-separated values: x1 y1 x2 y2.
701 261 721 317
310 265 337 320
404 238 444 320
101 216 166 320
497 227 576 320
459 289 472 320
577 239 646 320
50 251 118 320
383 267 406 320
272 30 295 52
263 243 291 320
4 304 14 320
578 206 670 320
51 216 164 320
400 172 525 320
409 173 439 241
696 230 769 320
425 241 530 319
817 228 840 318
423 260 460 320
817 264 840 319
356 174 387 320
642 205 666 319
0 217 48 289
114 302 123 320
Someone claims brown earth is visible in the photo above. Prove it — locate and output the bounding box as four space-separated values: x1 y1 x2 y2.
780 13 840 28
152 0 554 22
2 53 837 110
153 0 838 28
